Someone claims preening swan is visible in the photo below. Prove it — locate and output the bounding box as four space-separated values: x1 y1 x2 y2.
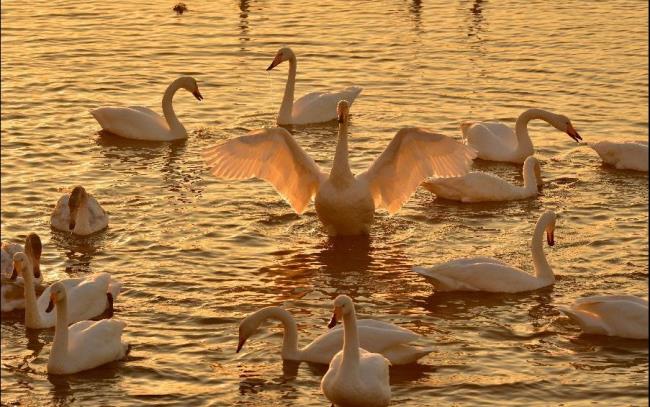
558 296 648 339
51 186 109 236
589 141 648 172
46 281 129 375
90 76 203 141
14 251 121 329
203 100 476 236
321 295 391 407
266 47 362 125
422 155 542 202
462 108 582 163
237 306 432 365
1 234 43 312
413 211 557 293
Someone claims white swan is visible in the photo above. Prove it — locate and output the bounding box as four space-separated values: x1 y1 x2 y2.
589 141 648 172
90 76 203 141
558 296 648 339
1 233 44 312
266 47 362 125
51 186 109 236
46 281 129 375
462 108 582 163
203 100 476 236
413 211 557 293
237 306 432 365
422 156 542 202
13 252 121 329
321 295 391 407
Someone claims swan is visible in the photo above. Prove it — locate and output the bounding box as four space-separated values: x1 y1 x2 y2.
50 186 109 236
462 108 582 163
266 47 362 125
558 296 648 339
2 233 44 312
90 76 203 141
13 251 121 329
321 295 391 407
421 155 542 202
413 211 557 293
589 141 648 172
46 281 129 375
203 100 476 236
236 306 432 365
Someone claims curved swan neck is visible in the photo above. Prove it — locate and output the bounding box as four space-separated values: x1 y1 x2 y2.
341 307 361 372
522 161 540 193
277 55 297 125
162 78 188 137
330 122 353 184
531 215 554 283
21 259 41 327
257 307 301 359
514 109 551 158
50 295 69 364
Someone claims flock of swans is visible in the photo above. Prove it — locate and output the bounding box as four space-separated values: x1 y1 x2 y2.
2 46 648 406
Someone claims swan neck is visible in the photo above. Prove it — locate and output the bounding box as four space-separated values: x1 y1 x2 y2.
514 109 546 158
51 296 69 363
22 260 41 327
162 79 187 137
330 123 353 184
341 309 361 372
522 162 539 193
278 56 297 125
259 307 301 359
531 216 554 283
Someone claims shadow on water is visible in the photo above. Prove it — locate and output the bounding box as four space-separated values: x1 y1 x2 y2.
239 0 250 49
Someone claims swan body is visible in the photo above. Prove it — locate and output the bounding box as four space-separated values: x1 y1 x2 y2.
237 306 432 365
51 186 109 236
589 141 648 172
422 156 542 202
558 296 648 339
13 251 121 329
1 234 43 312
91 76 203 141
46 281 129 375
267 47 362 125
321 295 391 407
203 100 476 236
462 109 582 163
414 211 557 293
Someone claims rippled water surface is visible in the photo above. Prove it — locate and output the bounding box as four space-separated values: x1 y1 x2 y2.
1 0 648 405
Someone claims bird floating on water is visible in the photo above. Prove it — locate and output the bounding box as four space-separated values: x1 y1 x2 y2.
51 186 109 235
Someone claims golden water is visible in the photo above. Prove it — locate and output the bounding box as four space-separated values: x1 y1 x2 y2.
1 0 648 405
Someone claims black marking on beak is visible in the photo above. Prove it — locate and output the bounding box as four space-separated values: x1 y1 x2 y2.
266 58 281 71
9 266 18 280
193 90 203 101
106 293 114 318
236 337 246 353
46 298 55 313
547 230 555 246
567 126 582 142
327 313 338 329
33 262 41 279
69 221 76 231
338 115 345 124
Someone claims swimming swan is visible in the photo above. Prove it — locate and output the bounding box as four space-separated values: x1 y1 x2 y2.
90 76 203 141
203 100 476 236
267 47 362 125
14 251 121 329
237 306 432 365
422 156 542 202
558 296 648 339
46 281 129 375
413 211 557 293
321 295 391 407
589 141 648 172
462 108 582 163
1 233 43 312
51 186 109 236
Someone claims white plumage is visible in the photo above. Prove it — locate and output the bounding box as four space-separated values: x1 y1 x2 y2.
558 296 648 339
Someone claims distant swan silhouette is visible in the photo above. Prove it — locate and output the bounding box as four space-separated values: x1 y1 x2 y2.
462 108 582 163
203 100 476 236
267 47 362 125
91 76 203 141
422 155 542 202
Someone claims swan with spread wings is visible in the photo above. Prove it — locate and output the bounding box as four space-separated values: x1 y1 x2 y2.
203 100 476 236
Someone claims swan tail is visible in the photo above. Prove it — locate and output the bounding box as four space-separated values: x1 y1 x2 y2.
345 86 363 105
558 306 608 335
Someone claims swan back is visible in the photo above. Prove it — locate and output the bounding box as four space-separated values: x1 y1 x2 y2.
590 141 649 171
560 296 648 339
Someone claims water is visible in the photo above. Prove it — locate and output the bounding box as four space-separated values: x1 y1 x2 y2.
1 0 648 405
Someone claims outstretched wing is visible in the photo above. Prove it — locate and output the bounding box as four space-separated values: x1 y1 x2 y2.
359 127 477 213
202 127 326 214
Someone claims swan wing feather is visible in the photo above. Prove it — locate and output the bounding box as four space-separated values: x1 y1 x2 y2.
292 86 362 124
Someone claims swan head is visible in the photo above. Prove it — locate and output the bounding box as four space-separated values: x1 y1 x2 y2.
337 100 350 124
237 310 267 353
68 186 88 230
541 211 557 246
46 281 67 313
267 47 295 71
327 295 355 329
523 156 542 187
177 76 203 101
551 114 582 142
24 233 42 279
